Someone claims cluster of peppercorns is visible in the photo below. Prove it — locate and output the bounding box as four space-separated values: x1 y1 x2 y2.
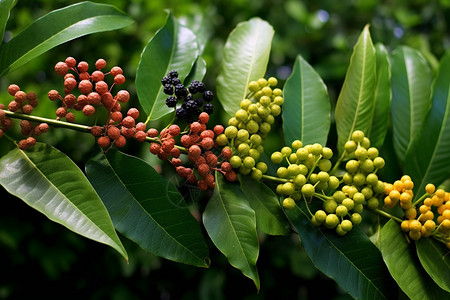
0 84 49 150
50 57 129 122
162 70 213 123
216 77 283 179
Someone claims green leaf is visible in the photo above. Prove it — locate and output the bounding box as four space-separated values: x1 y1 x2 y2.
0 141 127 260
416 238 450 293
0 1 133 76
0 0 15 43
179 13 212 55
184 56 207 86
404 51 450 195
285 202 396 300
135 12 199 122
367 43 391 149
379 220 449 300
238 175 290 236
335 25 376 155
203 172 260 289
282 54 330 146
216 17 274 117
390 46 432 164
85 149 209 267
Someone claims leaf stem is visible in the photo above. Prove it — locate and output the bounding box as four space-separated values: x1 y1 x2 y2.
260 174 289 184
412 192 430 207
330 150 347 175
372 208 403 223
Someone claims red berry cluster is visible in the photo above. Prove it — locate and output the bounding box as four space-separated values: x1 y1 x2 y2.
0 84 49 150
50 57 129 122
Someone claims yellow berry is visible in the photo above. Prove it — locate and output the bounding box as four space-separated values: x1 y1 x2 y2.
441 219 450 230
283 197 296 210
424 197 433 207
401 220 410 232
409 230 421 240
403 179 414 190
423 219 436 232
425 183 436 194
401 175 412 182
404 207 417 220
419 205 430 214
443 209 450 220
409 220 422 232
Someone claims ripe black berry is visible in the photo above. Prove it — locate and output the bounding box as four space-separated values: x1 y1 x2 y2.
171 77 181 85
168 70 178 78
195 98 204 107
188 80 201 94
166 96 178 107
204 103 213 114
161 76 171 85
163 84 173 95
174 84 187 97
176 107 188 120
203 90 213 102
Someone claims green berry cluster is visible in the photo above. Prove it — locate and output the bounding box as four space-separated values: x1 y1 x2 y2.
270 140 336 210
216 77 283 179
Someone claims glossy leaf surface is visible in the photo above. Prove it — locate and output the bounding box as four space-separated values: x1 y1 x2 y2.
0 1 133 75
285 202 396 300
86 149 209 267
335 25 376 155
216 17 274 117
203 172 260 289
282 55 330 146
0 141 127 260
136 12 199 121
0 0 15 42
390 46 431 164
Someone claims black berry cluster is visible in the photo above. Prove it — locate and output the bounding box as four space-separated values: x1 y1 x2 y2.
161 70 213 123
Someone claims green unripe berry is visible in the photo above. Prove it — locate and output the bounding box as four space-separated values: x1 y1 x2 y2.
268 77 278 86
251 168 263 180
333 191 346 203
242 156 255 169
336 225 347 236
259 122 271 134
238 122 247 130
296 148 309 161
276 184 283 195
360 186 373 200
366 173 378 186
318 171 329 183
271 151 284 164
367 147 379 159
291 140 303 150
298 164 308 175
250 134 262 146
228 117 239 127
325 214 339 229
345 140 357 153
361 137 370 149
225 126 238 139
328 176 340 190
239 165 252 175
259 95 271 106
352 130 365 143
322 147 333 159
343 173 353 185
367 197 379 209
261 86 272 96
311 143 323 156
248 149 260 160
342 198 355 210
269 104 281 116
355 147 368 160
238 143 250 156
283 197 296 210
360 159 374 173
353 204 364 213
287 164 301 176
236 129 250 141
281 146 292 157
373 180 385 194
277 167 288 178
301 183 315 197
248 104 258 114
264 114 275 125
341 220 353 232
293 174 307 187
257 106 270 118
316 181 328 191
324 199 338 213
315 210 327 223
246 120 259 134
304 154 315 170
353 173 366 186
283 182 295 195
273 88 282 96
257 78 268 88
291 192 301 201
310 216 320 226
256 145 264 153
216 133 228 146
373 157 385 169
350 213 362 225
230 156 242 168
256 162 268 174
346 186 358 198
240 99 252 110
346 160 359 174
318 159 332 172
352 193 365 205
288 153 298 164
336 205 348 217
273 96 284 106
248 81 260 92
309 173 319 184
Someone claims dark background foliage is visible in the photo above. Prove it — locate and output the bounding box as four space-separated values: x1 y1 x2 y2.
1 0 449 298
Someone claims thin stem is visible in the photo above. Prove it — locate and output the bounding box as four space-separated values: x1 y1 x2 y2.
372 208 403 223
413 192 430 207
261 174 289 184
4 110 91 133
330 150 347 175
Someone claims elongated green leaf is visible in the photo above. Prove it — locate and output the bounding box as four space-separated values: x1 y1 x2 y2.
404 51 450 195
184 56 207 86
86 149 209 267
0 1 133 76
238 175 290 236
203 172 260 289
0 0 15 43
179 13 211 55
367 44 391 149
285 202 396 300
390 46 431 164
416 238 450 292
379 220 449 300
0 141 127 260
216 18 274 117
335 25 376 155
282 55 330 146
136 12 199 121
